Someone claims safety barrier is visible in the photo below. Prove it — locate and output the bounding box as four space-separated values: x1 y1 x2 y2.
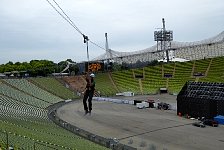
0 130 71 150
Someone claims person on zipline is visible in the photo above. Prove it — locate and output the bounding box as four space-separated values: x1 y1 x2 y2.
83 73 95 115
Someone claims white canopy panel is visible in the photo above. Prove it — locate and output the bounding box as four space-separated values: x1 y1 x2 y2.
92 31 224 63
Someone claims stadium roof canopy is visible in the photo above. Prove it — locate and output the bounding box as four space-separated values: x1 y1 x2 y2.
92 31 224 63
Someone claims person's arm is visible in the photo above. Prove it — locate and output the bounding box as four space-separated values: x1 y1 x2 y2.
89 80 95 86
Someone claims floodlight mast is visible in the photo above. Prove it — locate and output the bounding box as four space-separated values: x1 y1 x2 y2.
162 18 169 62
105 33 113 71
105 33 109 51
162 18 165 30
154 18 173 62
105 33 112 61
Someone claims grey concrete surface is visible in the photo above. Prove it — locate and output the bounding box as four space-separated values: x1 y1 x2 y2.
57 94 224 150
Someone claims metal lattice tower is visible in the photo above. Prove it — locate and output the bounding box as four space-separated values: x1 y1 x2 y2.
154 18 173 62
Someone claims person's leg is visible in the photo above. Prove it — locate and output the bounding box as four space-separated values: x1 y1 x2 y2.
83 91 89 114
88 91 94 113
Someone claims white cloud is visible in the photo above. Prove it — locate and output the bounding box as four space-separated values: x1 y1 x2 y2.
0 0 223 64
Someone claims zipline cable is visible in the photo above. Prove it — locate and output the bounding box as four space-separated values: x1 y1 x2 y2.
52 0 83 35
45 0 82 36
45 0 106 51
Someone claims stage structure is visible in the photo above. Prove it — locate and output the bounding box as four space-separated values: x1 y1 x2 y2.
177 81 224 119
92 19 224 64
52 61 76 76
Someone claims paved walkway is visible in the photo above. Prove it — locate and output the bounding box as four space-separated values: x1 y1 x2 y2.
57 95 224 150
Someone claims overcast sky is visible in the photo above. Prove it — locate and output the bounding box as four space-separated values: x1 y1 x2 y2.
0 0 223 64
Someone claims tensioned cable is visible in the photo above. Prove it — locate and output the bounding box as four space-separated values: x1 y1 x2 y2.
89 40 106 50
45 0 82 35
52 0 83 35
45 0 106 51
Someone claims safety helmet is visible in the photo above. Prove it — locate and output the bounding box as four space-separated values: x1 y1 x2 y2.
90 73 95 78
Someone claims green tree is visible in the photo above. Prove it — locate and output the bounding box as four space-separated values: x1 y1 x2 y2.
0 59 77 76
0 64 5 73
4 61 15 72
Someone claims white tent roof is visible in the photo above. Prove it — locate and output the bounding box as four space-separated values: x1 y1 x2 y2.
92 31 224 61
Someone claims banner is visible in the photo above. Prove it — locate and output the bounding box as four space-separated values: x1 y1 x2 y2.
85 62 104 72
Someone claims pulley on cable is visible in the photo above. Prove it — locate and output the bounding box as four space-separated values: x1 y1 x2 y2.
83 34 90 70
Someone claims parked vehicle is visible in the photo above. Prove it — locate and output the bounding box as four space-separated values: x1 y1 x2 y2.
192 122 206 128
157 102 170 110
203 119 218 127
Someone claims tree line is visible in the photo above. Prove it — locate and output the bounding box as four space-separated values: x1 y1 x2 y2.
0 59 79 77
0 58 160 77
